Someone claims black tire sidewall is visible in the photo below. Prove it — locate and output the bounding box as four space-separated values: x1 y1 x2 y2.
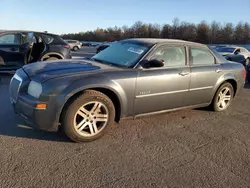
63 92 115 142
212 83 234 112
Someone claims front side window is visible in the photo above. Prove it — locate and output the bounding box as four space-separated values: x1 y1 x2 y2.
0 33 21 45
151 46 186 67
191 48 215 65
92 42 151 67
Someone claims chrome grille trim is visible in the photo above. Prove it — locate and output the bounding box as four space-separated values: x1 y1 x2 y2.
9 74 23 103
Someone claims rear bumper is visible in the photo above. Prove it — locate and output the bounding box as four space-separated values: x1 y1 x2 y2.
11 94 59 132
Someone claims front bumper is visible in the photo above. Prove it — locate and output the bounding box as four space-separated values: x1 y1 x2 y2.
11 93 59 132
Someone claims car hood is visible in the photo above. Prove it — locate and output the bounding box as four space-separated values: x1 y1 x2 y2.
22 59 122 82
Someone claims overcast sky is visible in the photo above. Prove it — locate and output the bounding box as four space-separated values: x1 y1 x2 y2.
1 0 250 34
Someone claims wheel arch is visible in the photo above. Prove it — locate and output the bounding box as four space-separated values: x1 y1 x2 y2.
213 75 238 98
58 86 124 127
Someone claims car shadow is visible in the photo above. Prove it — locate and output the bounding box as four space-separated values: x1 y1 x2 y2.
0 112 72 143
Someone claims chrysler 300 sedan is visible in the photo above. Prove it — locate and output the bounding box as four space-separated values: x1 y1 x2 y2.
9 38 246 142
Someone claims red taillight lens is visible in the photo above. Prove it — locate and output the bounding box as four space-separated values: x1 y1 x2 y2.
64 45 70 49
243 68 246 79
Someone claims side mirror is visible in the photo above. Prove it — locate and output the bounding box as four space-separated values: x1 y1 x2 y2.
141 59 164 68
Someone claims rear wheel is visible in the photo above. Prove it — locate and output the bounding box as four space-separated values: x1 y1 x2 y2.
73 46 79 51
62 90 115 142
211 82 234 112
45 57 58 61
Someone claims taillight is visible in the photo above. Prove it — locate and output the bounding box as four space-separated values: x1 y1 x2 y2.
243 68 246 79
64 45 70 49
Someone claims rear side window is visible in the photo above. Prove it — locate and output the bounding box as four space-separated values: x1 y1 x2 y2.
42 34 66 45
65 40 75 43
41 34 54 44
191 48 215 65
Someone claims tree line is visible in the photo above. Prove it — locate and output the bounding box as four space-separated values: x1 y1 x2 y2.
61 18 250 44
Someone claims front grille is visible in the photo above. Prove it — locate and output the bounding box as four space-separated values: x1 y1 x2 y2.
9 74 22 103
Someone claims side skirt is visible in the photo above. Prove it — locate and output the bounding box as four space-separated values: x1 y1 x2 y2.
133 103 211 119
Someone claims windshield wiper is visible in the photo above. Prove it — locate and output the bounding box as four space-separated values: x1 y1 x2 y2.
92 57 126 68
92 58 117 67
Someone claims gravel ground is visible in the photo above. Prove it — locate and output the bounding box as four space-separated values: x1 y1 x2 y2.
1 47 250 188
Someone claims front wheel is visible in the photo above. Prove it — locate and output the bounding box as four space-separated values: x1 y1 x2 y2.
62 90 115 142
73 46 79 51
211 82 234 112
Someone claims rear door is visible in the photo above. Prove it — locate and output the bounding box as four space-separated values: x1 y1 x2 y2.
0 32 22 68
186 46 224 105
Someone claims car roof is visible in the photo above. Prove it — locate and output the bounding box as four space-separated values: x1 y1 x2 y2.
0 30 58 37
65 39 78 41
216 45 243 49
121 38 206 47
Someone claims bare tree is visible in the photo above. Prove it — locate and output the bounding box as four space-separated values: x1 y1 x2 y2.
61 19 250 44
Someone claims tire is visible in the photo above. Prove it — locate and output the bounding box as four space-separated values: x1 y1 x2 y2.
211 82 234 112
73 46 79 51
62 90 115 142
246 58 250 66
45 57 58 61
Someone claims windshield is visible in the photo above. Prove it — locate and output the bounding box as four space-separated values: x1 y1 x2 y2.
92 42 151 67
215 47 235 53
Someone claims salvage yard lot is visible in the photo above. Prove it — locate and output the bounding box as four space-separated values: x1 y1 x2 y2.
1 47 250 187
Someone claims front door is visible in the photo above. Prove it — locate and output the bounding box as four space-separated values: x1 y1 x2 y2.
0 32 34 70
187 47 224 105
0 32 23 68
134 45 191 115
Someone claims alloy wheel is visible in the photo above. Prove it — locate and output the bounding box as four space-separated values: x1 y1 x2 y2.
216 87 232 110
73 101 109 137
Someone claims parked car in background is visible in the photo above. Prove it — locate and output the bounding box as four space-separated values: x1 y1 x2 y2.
215 45 250 66
9 38 246 142
96 42 110 53
96 41 117 53
82 42 91 46
64 39 82 51
0 30 71 72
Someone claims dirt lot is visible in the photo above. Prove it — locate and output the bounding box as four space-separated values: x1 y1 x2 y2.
1 47 250 188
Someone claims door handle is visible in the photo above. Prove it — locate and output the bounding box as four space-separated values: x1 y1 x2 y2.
10 48 18 52
179 71 189 76
215 69 222 73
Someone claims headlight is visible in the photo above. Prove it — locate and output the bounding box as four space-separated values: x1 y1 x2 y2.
27 81 42 98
